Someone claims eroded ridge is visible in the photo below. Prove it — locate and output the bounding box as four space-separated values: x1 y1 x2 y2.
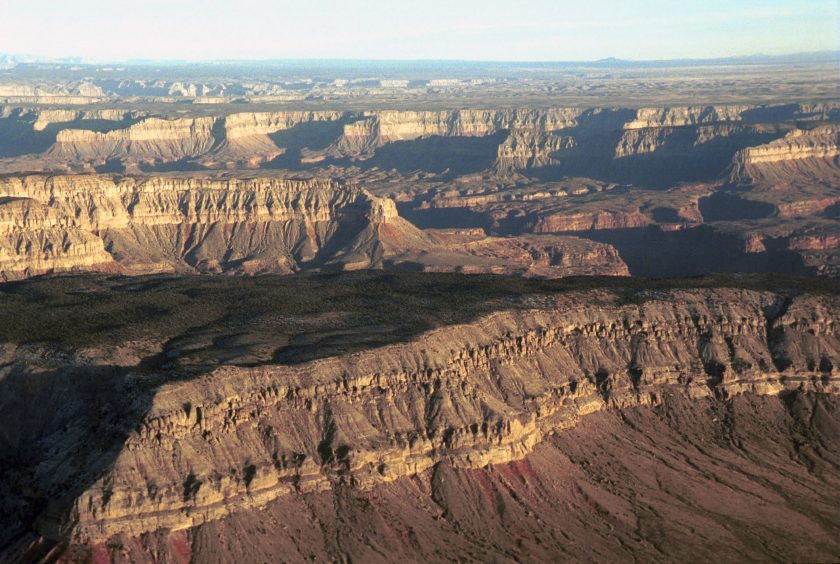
39 288 837 542
0 175 398 278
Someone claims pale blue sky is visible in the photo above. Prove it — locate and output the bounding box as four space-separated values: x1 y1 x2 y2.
1 0 836 61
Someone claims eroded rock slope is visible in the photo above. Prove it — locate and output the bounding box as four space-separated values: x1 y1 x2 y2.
0 173 629 280
1 104 836 178
0 273 836 560
0 175 400 278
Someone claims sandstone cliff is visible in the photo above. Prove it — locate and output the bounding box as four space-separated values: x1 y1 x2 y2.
728 124 840 184
532 210 653 233
0 175 403 278
49 117 218 162
2 103 835 182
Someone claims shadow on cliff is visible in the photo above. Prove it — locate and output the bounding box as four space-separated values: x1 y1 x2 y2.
396 203 490 230
357 132 508 178
262 131 508 178
525 109 787 188
263 119 351 170
0 362 164 559
0 112 140 158
578 225 809 278
739 104 804 123
698 192 777 221
529 140 788 189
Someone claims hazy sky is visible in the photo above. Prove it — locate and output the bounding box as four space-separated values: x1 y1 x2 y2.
1 0 837 61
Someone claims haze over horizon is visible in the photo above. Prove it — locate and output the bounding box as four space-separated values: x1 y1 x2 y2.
1 0 837 62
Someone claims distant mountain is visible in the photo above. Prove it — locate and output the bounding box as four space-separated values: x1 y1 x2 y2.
584 51 839 68
0 51 836 70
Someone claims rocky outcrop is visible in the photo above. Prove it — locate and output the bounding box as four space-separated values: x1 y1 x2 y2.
532 210 652 232
0 174 408 278
221 111 342 139
495 130 576 170
330 109 583 160
0 196 117 279
622 106 753 129
405 230 631 277
180 391 840 563
50 117 218 162
729 125 840 184
0 82 106 104
373 109 581 142
0 174 631 280
207 111 346 165
31 109 134 132
776 197 840 218
3 284 834 544
788 234 840 251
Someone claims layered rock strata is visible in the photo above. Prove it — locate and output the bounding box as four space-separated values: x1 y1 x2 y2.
9 286 833 544
729 124 840 184
1 103 835 177
0 174 629 280
0 175 400 278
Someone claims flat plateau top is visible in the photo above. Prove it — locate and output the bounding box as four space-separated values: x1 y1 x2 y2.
1 60 837 112
1 271 835 369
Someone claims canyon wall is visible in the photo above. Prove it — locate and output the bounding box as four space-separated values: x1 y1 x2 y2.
1 285 834 545
729 124 840 184
0 174 629 280
1 103 835 178
0 175 399 279
50 117 218 162
0 103 836 280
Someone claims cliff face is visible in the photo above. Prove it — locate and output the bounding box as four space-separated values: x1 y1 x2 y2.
0 174 630 280
0 103 837 280
2 103 835 181
359 108 583 145
50 117 218 162
168 389 838 564
335 106 809 177
0 281 834 549
208 111 346 165
622 106 754 129
729 124 840 184
495 130 576 170
0 175 401 278
221 111 344 140
532 210 653 233
30 109 132 131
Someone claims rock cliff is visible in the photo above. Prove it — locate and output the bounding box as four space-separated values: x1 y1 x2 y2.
728 124 840 184
0 174 628 280
50 117 218 162
0 103 837 280
0 174 403 278
2 103 835 180
0 276 835 553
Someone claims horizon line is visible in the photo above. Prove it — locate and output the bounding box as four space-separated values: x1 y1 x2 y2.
2 50 838 67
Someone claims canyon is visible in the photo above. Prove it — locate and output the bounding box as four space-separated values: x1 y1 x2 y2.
0 56 838 563
0 101 837 280
1 105 837 176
